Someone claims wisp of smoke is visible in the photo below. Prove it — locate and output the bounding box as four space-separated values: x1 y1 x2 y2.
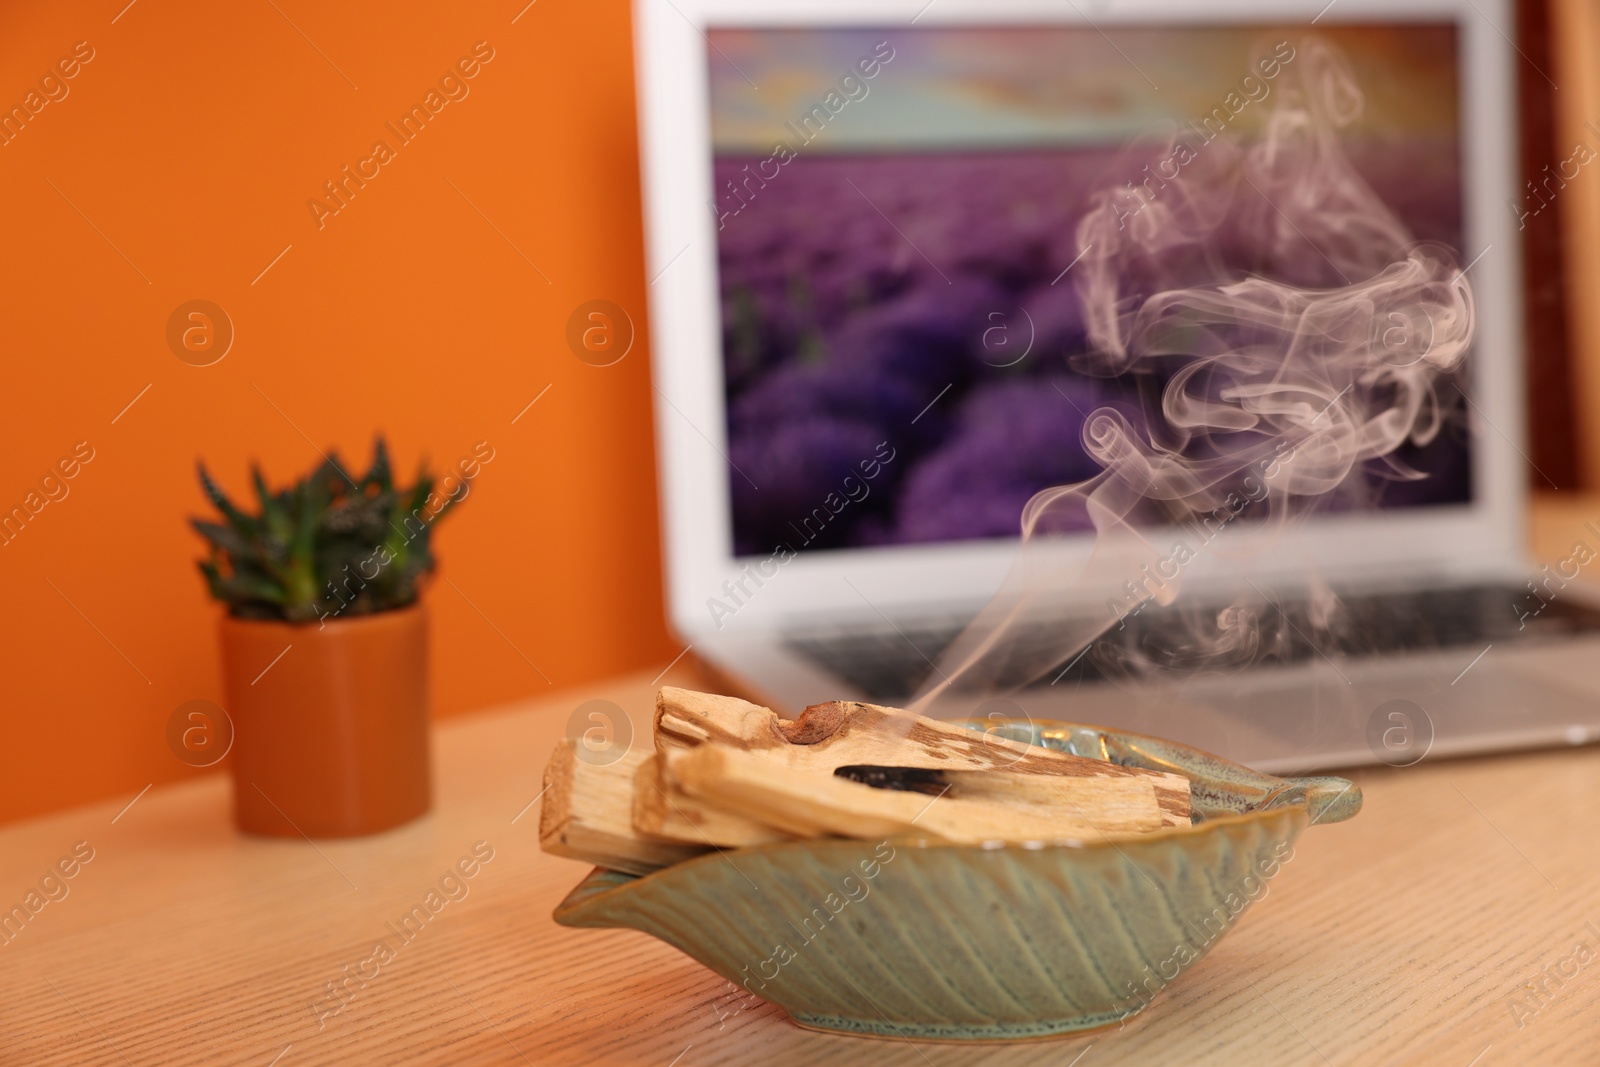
913 36 1475 712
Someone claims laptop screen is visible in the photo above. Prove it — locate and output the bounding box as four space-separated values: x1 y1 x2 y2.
705 24 1467 558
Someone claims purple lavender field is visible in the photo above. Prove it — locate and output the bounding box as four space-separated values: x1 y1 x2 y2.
715 145 1470 557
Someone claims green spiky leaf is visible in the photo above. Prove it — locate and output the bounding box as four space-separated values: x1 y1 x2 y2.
191 439 467 622
366 437 393 493
197 463 258 539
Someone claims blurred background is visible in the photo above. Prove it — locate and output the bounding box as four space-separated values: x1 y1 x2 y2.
0 0 675 826
0 0 1594 827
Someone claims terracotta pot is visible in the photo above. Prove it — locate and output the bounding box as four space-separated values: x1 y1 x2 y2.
221 603 432 837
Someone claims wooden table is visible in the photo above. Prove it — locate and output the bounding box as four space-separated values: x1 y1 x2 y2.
7 498 1600 1065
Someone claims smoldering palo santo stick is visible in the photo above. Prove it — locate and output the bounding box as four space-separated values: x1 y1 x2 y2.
671 744 1165 842
654 687 1192 826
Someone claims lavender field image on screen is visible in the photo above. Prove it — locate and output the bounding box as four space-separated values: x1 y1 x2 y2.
707 25 1470 557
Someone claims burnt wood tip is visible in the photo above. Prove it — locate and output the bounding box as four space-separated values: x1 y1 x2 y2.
833 765 949 796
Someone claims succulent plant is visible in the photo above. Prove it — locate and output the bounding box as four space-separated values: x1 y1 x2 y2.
193 438 460 623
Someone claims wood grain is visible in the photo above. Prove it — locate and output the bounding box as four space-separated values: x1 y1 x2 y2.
3 501 1600 1064
631 753 795 848
538 741 707 876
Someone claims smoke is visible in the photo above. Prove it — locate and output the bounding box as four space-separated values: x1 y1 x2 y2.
913 36 1475 710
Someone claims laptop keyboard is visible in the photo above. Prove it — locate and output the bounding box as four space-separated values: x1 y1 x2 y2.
785 582 1600 701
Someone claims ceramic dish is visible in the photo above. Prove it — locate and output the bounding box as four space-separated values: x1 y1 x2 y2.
552 719 1361 1040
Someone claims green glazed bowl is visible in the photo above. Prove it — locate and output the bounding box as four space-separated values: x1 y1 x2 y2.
552 719 1361 1041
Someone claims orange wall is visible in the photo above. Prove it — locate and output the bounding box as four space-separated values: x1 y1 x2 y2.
0 0 676 825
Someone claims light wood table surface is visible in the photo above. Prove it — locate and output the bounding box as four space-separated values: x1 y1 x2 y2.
7 497 1600 1066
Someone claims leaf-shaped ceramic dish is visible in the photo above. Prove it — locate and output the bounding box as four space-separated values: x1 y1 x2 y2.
552 719 1360 1041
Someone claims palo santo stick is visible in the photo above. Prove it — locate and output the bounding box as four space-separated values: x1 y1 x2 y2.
645 689 817 846
539 740 709 876
834 764 1162 823
655 688 1191 826
670 745 1165 842
630 754 795 848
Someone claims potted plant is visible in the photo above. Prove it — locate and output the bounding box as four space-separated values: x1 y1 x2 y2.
192 438 461 837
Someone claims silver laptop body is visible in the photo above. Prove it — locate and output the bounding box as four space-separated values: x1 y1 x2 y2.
635 0 1600 773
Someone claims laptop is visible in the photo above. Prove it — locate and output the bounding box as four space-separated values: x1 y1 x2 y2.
633 0 1600 774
